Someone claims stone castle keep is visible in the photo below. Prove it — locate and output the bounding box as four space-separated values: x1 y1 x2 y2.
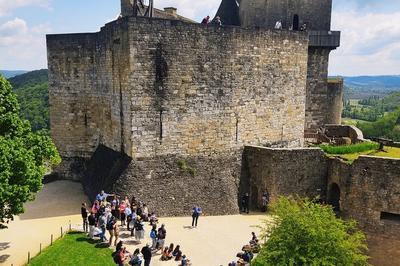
47 1 399 264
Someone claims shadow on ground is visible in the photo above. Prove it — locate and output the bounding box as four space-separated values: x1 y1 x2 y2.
0 242 10 251
75 237 110 249
19 181 89 220
0 254 10 263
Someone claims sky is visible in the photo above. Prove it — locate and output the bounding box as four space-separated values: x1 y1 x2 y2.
0 0 399 76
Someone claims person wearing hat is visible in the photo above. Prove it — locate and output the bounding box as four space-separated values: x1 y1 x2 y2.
141 243 152 266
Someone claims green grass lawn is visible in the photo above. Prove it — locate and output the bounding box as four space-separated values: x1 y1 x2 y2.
326 146 400 163
28 232 114 266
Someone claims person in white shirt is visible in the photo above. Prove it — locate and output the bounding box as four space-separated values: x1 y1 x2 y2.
275 20 282 30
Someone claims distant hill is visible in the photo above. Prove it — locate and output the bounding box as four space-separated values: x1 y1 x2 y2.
0 70 28 79
8 69 49 132
8 69 48 89
333 75 400 100
343 75 400 90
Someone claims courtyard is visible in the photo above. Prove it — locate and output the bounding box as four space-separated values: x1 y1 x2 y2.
0 180 266 266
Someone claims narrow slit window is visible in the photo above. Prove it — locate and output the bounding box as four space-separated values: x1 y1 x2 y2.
236 117 239 143
159 110 163 143
380 212 400 224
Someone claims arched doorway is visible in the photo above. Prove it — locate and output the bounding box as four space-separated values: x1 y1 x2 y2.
328 183 341 214
293 14 299 31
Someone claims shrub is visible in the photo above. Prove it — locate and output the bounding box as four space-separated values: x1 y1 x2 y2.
176 159 196 176
253 197 369 266
319 142 379 154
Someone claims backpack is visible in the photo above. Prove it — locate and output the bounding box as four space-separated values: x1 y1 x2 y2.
106 218 115 231
135 221 143 231
112 251 122 264
129 256 142 266
150 230 157 239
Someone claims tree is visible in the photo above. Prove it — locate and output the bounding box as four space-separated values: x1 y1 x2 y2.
0 75 60 227
253 197 369 266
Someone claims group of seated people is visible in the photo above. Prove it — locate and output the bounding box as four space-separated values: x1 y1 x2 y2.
88 190 191 265
228 232 260 266
160 243 188 262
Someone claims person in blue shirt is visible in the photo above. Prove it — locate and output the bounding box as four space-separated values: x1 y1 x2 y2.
96 190 114 202
191 206 202 228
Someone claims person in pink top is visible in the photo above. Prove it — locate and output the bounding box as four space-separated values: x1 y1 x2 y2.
119 201 127 226
92 200 100 220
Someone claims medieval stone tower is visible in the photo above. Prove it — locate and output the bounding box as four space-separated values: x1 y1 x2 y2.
47 0 342 216
237 0 342 130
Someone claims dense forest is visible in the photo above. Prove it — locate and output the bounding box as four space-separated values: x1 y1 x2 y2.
343 90 400 141
357 110 400 141
8 69 49 132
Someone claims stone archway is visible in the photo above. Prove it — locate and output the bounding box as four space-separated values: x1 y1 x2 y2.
328 183 341 214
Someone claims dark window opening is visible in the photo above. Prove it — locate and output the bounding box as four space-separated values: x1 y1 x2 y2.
235 117 239 143
84 114 88 127
159 110 163 144
380 212 400 224
293 14 300 31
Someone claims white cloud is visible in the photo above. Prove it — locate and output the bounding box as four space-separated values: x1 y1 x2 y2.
0 0 51 17
330 10 400 75
0 18 50 69
0 17 27 37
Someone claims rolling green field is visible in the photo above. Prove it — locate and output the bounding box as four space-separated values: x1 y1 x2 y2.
28 232 114 266
342 118 371 126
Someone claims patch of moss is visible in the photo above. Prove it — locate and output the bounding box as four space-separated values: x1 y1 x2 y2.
176 159 196 176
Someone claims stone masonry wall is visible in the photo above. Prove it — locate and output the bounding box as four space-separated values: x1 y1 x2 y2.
47 21 132 167
114 151 243 216
328 156 400 266
48 17 309 171
344 156 400 236
245 148 400 265
243 146 328 209
326 79 343 125
126 18 308 159
305 47 331 130
239 0 333 30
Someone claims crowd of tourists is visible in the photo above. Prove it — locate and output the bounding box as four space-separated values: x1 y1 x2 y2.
228 232 260 266
80 190 192 266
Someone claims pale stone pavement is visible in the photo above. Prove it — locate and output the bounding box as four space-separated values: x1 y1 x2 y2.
117 214 266 266
0 180 89 266
0 181 268 266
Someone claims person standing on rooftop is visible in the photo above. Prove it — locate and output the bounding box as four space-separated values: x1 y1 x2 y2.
201 15 210 24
